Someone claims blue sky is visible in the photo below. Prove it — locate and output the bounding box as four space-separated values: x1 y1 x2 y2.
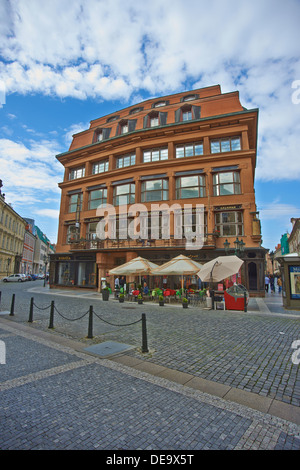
0 0 299 249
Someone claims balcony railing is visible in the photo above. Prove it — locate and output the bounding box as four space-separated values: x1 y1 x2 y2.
69 234 217 251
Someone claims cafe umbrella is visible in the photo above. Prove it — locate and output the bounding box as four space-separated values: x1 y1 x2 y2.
197 255 244 286
151 254 202 290
109 256 159 285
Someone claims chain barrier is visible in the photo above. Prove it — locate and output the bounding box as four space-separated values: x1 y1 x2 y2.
22 294 148 352
92 310 142 327
53 304 90 322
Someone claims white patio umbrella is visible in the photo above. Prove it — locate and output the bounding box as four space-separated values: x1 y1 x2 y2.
151 254 202 289
197 255 244 285
109 256 159 285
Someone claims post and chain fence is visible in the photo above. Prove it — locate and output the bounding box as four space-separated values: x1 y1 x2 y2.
1 292 149 353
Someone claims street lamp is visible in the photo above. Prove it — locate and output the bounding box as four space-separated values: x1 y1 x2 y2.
224 238 245 257
43 254 49 287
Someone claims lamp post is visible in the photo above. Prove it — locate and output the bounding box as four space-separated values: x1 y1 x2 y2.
224 238 245 257
43 254 49 287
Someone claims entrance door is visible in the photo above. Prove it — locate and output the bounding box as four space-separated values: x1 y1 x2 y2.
248 262 257 291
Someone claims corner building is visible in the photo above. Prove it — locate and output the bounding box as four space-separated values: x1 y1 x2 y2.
51 85 265 296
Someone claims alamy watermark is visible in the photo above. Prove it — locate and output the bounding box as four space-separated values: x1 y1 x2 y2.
291 80 300 104
96 202 205 250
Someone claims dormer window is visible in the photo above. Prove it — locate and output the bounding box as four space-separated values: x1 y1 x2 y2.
143 111 167 129
121 121 128 134
116 119 137 135
93 127 111 143
175 104 201 122
182 94 198 102
153 100 167 108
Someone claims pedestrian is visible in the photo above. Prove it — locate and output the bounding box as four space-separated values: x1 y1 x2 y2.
270 275 275 293
114 276 120 290
119 276 125 290
277 276 282 293
265 275 270 292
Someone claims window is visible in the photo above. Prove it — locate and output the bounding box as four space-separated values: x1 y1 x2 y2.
129 106 143 114
117 119 137 135
88 188 107 210
150 114 159 127
213 171 241 196
113 183 135 206
175 105 201 122
143 111 167 128
176 175 206 199
116 153 136 169
92 160 109 175
69 167 85 180
93 127 111 143
69 193 82 213
87 221 98 240
215 211 243 237
143 147 168 163
175 142 203 158
211 136 241 153
153 101 167 107
141 179 168 202
121 121 128 134
66 224 80 243
182 94 198 102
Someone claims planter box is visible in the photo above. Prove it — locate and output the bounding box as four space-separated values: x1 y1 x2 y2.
102 290 109 301
159 301 164 306
138 299 143 304
119 298 124 303
182 303 188 308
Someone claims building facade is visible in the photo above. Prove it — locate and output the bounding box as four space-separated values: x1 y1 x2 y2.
51 85 265 295
0 191 26 278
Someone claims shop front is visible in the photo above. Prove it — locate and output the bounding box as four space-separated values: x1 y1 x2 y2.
50 253 97 289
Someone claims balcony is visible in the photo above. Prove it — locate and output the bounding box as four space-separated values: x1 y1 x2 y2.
69 234 217 252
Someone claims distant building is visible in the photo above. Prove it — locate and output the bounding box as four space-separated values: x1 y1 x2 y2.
0 191 26 277
21 224 36 274
288 218 300 254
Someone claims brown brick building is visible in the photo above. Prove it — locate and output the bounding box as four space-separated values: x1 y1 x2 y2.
50 84 265 295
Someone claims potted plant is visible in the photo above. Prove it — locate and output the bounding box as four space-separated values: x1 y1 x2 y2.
119 293 125 303
182 297 188 308
159 295 164 306
137 294 143 304
102 286 109 301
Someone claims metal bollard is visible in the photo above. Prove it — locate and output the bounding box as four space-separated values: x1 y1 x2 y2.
48 300 54 329
9 294 15 316
28 297 34 323
141 313 149 353
87 306 93 339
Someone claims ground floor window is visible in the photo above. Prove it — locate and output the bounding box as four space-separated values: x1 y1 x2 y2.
56 260 97 287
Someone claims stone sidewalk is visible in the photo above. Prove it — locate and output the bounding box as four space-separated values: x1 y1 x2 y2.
1 317 300 450
0 283 300 450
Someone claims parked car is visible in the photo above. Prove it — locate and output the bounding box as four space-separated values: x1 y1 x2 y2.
2 274 26 282
30 274 38 280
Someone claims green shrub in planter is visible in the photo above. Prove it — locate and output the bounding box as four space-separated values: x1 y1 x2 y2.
137 294 143 304
182 297 188 308
119 293 125 303
102 287 109 301
159 295 164 306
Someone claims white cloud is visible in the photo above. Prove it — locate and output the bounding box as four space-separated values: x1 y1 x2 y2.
34 208 60 219
0 0 300 181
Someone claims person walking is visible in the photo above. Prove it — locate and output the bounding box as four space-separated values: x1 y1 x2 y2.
265 275 270 292
114 276 120 290
277 276 282 293
270 275 275 293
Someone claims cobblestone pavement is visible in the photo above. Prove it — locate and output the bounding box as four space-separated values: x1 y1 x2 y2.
0 281 300 451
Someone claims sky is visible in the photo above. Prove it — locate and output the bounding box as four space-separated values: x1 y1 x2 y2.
0 0 299 249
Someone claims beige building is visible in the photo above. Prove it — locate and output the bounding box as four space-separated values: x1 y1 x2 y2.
0 193 26 278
